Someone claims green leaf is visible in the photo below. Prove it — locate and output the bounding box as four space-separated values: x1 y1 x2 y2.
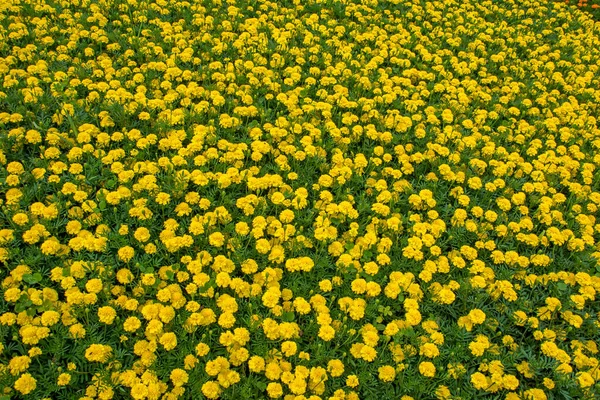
22 273 42 284
15 303 27 313
15 298 33 313
282 311 295 322
557 282 567 291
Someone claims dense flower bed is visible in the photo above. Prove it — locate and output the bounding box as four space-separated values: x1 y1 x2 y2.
1 0 600 399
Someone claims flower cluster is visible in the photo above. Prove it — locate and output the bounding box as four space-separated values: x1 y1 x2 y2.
1 0 600 399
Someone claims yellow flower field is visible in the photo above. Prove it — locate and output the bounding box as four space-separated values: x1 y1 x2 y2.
1 0 600 398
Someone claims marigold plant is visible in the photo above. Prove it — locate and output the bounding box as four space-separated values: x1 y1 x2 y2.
1 0 600 399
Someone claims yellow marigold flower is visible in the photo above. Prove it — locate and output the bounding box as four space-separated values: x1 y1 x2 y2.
542 378 555 390
326 359 344 377
318 325 335 341
98 306 116 325
281 341 297 357
116 269 133 284
319 279 333 292
435 385 451 399
40 311 60 327
184 354 198 370
117 246 135 262
235 222 250 235
419 361 436 377
159 332 177 351
359 345 377 362
85 278 103 293
85 344 112 363
378 365 396 382
346 375 359 388
69 323 86 339
502 374 520 391
248 356 265 373
130 383 148 399
209 232 225 247
420 342 440 358
170 369 189 387
196 342 210 357
523 388 547 400
267 382 283 398
12 213 29 226
9 355 31 375
57 373 71 386
123 317 141 332
14 373 37 395
134 227 151 242
155 192 171 205
471 372 488 390
577 372 594 388
468 309 486 324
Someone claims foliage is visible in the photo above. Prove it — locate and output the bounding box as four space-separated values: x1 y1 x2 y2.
0 0 600 399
